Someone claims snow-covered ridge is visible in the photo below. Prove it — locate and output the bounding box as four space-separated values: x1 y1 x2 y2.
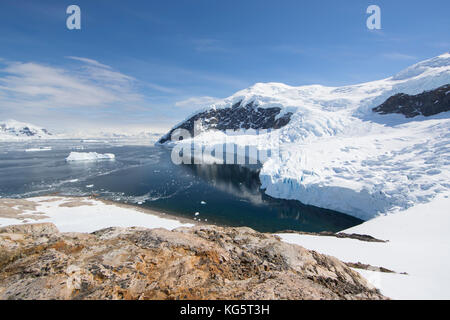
0 119 52 140
161 53 450 220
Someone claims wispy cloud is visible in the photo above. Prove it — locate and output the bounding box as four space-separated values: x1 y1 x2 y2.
381 53 417 60
66 56 113 69
144 82 179 94
429 41 450 50
191 38 229 53
0 57 143 113
271 44 306 55
0 56 246 131
175 96 220 109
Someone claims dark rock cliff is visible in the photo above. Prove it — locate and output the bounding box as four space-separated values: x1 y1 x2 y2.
372 84 450 118
158 100 292 144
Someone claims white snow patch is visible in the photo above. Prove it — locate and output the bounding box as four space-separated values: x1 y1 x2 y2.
0 196 193 233
277 195 450 299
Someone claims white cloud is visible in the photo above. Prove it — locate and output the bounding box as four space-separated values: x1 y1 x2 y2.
144 82 179 94
175 96 220 109
0 57 143 112
66 56 113 69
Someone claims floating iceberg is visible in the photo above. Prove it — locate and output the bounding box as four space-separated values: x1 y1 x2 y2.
25 147 52 152
66 152 115 162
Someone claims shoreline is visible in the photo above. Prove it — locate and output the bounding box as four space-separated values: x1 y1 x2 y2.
0 195 197 233
1 193 203 227
92 196 204 227
0 193 367 234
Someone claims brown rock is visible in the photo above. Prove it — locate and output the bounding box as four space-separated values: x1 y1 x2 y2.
0 223 386 300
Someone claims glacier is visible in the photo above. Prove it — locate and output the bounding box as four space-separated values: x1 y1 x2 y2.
161 53 450 220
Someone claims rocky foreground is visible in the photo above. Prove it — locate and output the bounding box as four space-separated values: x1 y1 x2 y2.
0 222 386 300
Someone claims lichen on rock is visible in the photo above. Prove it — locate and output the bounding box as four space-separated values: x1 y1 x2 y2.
0 223 386 300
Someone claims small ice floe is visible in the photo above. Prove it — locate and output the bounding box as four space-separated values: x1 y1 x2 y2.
25 147 52 152
86 184 94 188
194 212 200 216
137 201 143 205
204 219 207 222
68 179 79 183
200 201 206 205
66 152 115 162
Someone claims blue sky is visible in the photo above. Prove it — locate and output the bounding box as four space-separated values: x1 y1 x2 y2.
0 0 448 133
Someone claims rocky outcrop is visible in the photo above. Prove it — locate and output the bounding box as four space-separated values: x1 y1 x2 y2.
372 84 450 118
0 223 385 300
158 101 293 144
278 230 387 243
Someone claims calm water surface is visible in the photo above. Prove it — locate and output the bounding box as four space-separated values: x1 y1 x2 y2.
0 140 362 232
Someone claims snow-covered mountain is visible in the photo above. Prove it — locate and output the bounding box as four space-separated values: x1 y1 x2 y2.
0 120 53 140
160 52 450 220
0 120 163 143
65 130 163 143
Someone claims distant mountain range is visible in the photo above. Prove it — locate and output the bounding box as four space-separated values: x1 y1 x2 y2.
0 120 53 140
0 119 162 142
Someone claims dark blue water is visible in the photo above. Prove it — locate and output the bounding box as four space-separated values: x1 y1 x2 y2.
0 140 362 232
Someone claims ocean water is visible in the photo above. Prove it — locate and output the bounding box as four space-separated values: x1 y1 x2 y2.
0 140 362 232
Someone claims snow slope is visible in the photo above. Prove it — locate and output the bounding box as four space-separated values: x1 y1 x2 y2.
0 196 193 233
277 194 450 299
163 53 450 220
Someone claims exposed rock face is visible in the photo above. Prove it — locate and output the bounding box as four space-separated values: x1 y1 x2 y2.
372 84 450 118
158 101 293 144
0 223 385 300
